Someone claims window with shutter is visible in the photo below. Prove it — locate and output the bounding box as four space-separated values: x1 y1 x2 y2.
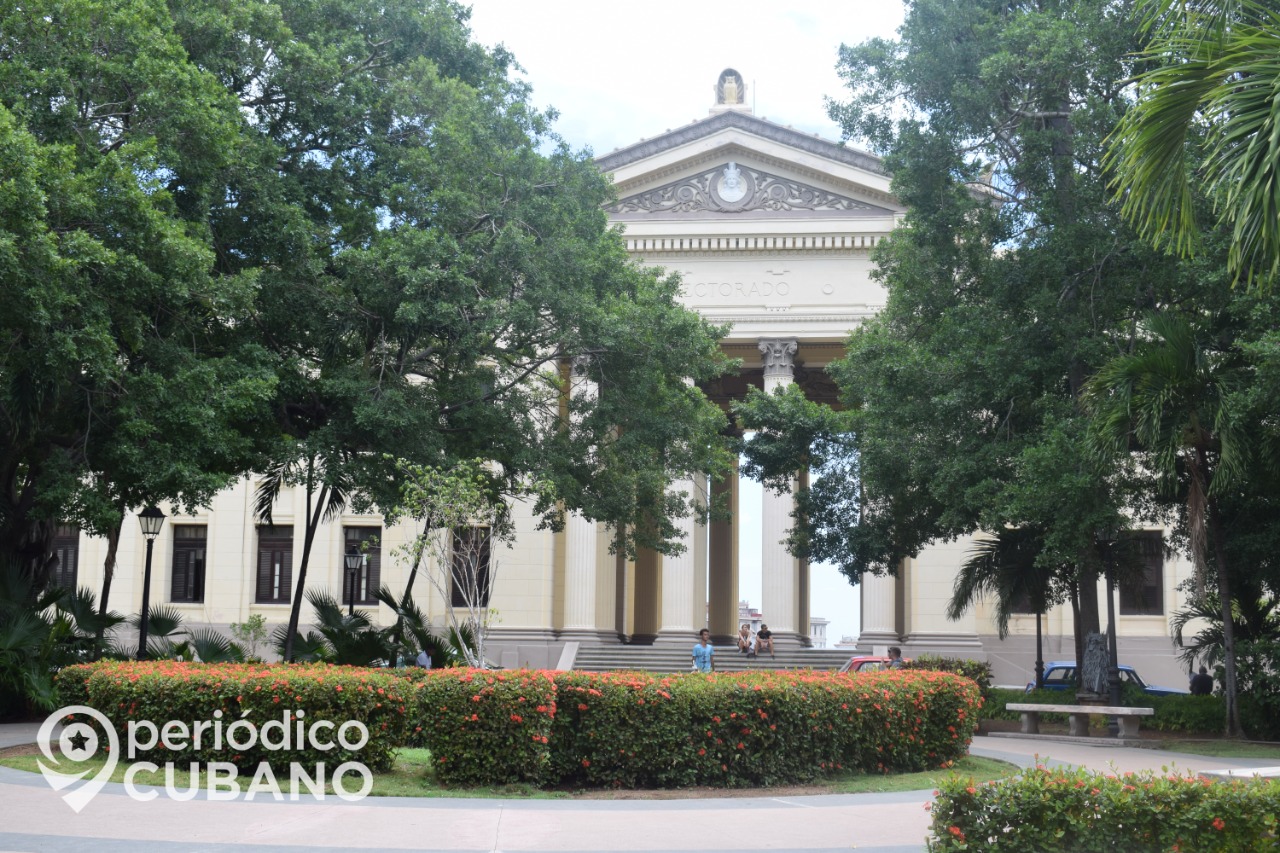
256 526 293 604
1120 531 1164 615
51 525 80 591
170 525 207 603
450 526 492 608
343 527 381 605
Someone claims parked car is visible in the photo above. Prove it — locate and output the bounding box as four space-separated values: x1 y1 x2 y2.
839 655 910 674
1027 661 1189 696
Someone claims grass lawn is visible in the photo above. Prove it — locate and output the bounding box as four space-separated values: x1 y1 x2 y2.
0 748 1017 798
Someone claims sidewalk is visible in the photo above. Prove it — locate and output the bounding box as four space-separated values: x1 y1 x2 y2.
1 723 1276 853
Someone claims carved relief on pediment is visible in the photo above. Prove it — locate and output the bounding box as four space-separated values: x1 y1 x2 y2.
609 162 885 216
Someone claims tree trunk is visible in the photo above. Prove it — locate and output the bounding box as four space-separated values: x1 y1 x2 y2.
94 518 123 660
283 462 328 663
1208 495 1243 737
393 517 432 647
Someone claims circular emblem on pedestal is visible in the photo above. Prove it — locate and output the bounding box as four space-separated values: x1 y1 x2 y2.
712 161 754 210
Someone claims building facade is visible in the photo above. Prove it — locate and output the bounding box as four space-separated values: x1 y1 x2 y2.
57 72 1193 686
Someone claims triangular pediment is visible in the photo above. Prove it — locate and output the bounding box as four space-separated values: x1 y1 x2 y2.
597 111 902 220
607 161 895 220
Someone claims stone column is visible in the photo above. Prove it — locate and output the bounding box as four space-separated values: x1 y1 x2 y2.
708 461 739 644
758 338 802 645
858 569 900 655
657 475 702 644
561 357 603 638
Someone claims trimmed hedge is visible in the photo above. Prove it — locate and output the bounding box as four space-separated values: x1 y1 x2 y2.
928 764 1280 851
412 668 557 785
411 668 981 788
55 661 411 771
904 655 993 703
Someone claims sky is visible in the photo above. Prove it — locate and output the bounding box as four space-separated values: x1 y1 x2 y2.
465 1 909 646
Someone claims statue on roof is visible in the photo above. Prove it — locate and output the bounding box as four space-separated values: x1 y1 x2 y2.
716 69 745 105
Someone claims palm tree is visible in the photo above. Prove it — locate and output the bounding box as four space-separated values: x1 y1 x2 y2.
948 527 1062 689
255 449 349 662
1085 312 1247 735
1107 0 1280 289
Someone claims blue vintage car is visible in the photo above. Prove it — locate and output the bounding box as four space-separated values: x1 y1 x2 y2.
1027 661 1189 696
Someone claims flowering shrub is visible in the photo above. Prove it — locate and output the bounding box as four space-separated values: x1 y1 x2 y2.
413 668 979 788
55 661 411 771
928 765 1280 851
411 668 556 785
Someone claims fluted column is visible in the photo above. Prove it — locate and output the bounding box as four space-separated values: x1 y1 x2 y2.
708 460 739 644
758 338 802 643
562 356 600 635
657 475 702 643
858 569 900 654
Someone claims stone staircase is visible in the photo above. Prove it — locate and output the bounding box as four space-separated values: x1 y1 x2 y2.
572 644 856 674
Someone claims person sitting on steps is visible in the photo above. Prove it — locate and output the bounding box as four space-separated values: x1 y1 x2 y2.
756 624 775 658
737 623 755 656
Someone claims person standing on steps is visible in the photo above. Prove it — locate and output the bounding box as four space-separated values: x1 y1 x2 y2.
693 628 715 673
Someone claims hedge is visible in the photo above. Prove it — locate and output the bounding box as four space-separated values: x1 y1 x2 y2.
411 668 557 785
54 661 411 772
412 668 981 788
928 764 1280 851
54 663 981 789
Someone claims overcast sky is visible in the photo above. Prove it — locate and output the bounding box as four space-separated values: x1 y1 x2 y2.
466 1 909 647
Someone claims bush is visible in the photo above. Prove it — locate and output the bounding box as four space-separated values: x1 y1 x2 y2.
1235 639 1280 741
410 668 981 788
1146 693 1226 735
54 660 411 772
904 655 993 703
412 668 556 786
928 764 1280 851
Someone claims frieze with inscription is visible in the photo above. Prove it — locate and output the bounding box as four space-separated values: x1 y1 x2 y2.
610 163 889 217
686 280 791 299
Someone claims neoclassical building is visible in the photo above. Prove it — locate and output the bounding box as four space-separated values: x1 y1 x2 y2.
56 72 1193 686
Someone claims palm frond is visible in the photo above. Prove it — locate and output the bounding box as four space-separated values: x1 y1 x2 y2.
254 456 295 525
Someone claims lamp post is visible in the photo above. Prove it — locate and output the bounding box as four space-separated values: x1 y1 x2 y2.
1098 529 1123 713
136 506 166 661
344 548 363 617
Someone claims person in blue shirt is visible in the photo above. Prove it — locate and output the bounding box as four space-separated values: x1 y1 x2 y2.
692 628 715 673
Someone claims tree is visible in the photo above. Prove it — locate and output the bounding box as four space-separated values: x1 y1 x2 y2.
1107 0 1280 289
1085 312 1249 735
0 0 280 586
741 0 1182 667
947 527 1065 689
389 459 522 668
2 0 732 609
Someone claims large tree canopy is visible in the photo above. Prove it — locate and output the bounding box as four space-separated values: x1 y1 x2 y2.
738 1 1220 670
0 0 731 590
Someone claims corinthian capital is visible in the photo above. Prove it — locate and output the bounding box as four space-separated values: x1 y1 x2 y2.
758 338 799 380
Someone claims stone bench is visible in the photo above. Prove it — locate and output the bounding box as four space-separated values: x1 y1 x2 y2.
1006 703 1154 738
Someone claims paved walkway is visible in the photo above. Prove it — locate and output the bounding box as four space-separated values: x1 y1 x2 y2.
1 723 1276 853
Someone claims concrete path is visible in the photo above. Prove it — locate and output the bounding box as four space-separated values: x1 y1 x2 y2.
1 723 1276 853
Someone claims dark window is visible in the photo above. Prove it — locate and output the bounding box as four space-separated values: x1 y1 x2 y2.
170 525 207 603
1120 531 1164 616
51 525 80 591
255 526 293 604
450 526 492 609
342 527 381 606
1008 589 1035 614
